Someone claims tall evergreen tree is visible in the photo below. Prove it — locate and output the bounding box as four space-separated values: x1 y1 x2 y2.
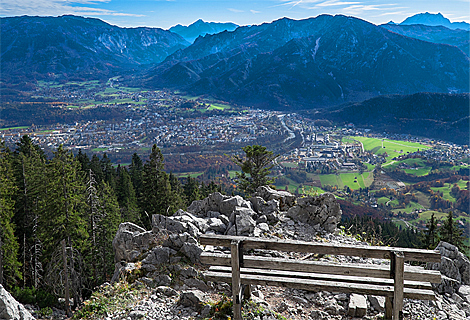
129 153 143 198
439 211 466 252
184 176 201 206
421 213 438 249
140 145 175 228
115 168 139 224
0 142 21 289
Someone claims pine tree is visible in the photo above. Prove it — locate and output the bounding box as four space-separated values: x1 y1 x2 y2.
140 145 175 228
421 213 438 249
115 168 139 224
0 142 21 289
129 153 143 198
439 211 466 252
184 176 201 206
231 145 279 195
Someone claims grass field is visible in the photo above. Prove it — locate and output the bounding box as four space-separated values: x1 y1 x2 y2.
317 172 374 190
0 126 30 131
208 103 231 110
351 137 431 164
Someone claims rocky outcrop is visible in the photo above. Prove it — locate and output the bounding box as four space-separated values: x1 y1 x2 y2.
0 285 34 320
429 241 470 294
113 222 155 263
286 193 342 233
254 186 296 211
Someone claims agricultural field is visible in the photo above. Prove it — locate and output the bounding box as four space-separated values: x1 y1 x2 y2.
386 158 432 176
351 136 431 164
316 172 374 190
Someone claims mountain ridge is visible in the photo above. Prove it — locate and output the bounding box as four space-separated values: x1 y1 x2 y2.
400 12 470 30
169 19 238 43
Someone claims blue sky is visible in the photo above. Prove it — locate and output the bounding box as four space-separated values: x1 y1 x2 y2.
1 0 469 29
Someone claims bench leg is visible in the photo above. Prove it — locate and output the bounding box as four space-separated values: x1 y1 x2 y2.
392 251 405 320
244 284 251 300
231 240 242 320
385 297 393 320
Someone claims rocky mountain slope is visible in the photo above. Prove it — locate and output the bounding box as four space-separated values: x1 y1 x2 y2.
169 19 239 43
1 186 469 319
381 24 469 56
84 187 470 319
1 15 190 81
144 15 469 110
399 12 470 31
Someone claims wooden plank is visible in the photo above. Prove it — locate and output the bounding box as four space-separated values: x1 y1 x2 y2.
199 234 441 262
203 271 436 301
200 253 441 283
385 297 393 320
231 240 242 320
393 251 405 319
208 266 432 290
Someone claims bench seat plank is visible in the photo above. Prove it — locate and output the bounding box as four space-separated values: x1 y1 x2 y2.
204 271 436 301
199 234 441 262
208 266 433 290
200 253 441 283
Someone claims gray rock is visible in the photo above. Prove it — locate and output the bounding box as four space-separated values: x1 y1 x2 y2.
368 295 385 312
184 278 209 291
458 285 470 303
156 286 178 297
227 209 256 236
162 232 197 251
153 274 171 287
220 196 252 215
286 193 341 233
129 310 146 319
207 217 226 233
142 247 170 265
348 293 367 317
254 186 296 211
179 290 205 310
180 267 198 279
187 192 229 215
112 222 155 263
0 284 34 320
310 309 329 320
180 243 202 264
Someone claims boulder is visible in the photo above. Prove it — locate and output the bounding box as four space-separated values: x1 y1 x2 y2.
179 290 205 310
162 232 197 251
0 285 34 320
368 295 385 312
180 243 203 264
187 192 229 216
152 214 199 238
227 209 257 236
254 186 296 211
219 196 252 215
348 293 367 317
429 241 470 293
286 193 341 232
113 222 155 263
142 247 170 265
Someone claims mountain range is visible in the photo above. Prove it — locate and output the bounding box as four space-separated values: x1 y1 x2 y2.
399 12 470 30
144 14 469 109
1 13 469 111
169 19 238 43
1 15 189 80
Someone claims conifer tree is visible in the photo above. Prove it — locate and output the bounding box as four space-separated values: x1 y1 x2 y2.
439 211 466 252
129 153 143 198
421 213 438 249
115 168 139 224
140 145 175 228
0 142 21 288
184 176 201 206
231 145 279 195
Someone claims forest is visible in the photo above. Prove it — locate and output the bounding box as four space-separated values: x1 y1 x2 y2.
0 135 221 309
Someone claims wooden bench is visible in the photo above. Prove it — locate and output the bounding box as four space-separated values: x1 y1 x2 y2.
199 234 441 320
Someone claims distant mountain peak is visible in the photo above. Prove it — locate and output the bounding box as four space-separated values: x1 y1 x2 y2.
400 12 470 30
169 19 238 43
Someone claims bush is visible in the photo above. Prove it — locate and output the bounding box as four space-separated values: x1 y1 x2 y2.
12 286 58 308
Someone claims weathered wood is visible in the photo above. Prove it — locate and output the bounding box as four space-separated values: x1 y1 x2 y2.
385 297 393 320
199 234 441 262
393 251 405 319
231 240 242 320
208 266 432 290
200 253 441 283
203 271 436 301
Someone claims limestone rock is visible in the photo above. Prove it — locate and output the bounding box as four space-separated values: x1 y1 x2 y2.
0 284 34 320
286 193 341 232
113 222 155 263
368 295 385 312
179 290 205 310
219 195 252 215
142 247 170 265
187 192 229 215
227 209 256 236
180 243 202 264
348 293 367 317
254 186 296 211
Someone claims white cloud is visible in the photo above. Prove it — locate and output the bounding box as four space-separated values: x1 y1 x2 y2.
250 9 260 14
315 1 360 7
228 8 244 13
0 0 143 17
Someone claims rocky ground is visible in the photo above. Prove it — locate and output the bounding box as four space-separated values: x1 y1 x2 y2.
2 186 469 320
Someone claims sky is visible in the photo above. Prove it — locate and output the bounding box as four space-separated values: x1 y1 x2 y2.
1 0 469 29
